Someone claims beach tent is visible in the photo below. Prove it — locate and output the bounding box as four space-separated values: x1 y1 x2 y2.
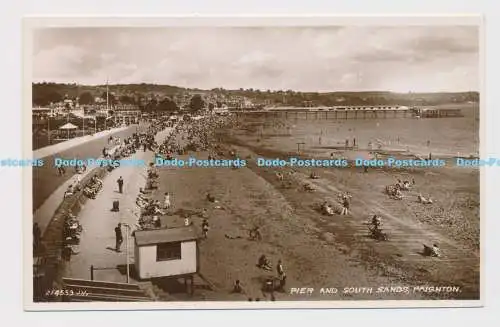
59 122 78 130
59 122 78 140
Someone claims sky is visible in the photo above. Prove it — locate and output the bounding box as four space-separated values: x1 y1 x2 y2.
31 26 479 93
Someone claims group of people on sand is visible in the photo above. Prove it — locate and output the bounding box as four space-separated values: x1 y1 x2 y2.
297 168 442 256
134 122 174 231
157 115 236 158
256 255 287 293
321 192 351 216
386 178 434 204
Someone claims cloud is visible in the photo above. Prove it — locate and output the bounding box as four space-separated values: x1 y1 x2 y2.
33 45 86 81
32 26 479 92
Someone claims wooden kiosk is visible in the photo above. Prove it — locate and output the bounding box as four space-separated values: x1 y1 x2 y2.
134 226 199 293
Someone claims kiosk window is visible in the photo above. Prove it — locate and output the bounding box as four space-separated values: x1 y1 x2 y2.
156 242 181 261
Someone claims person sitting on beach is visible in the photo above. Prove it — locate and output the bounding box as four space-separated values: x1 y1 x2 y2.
431 244 441 257
417 193 425 203
91 176 103 188
371 215 382 228
232 280 243 294
258 255 272 271
249 226 262 241
276 172 284 181
424 243 441 257
310 171 319 179
206 193 217 203
303 183 315 192
392 189 403 200
423 196 433 204
64 188 74 199
139 187 151 194
153 216 162 229
418 193 433 204
137 196 151 208
75 163 86 174
322 202 335 216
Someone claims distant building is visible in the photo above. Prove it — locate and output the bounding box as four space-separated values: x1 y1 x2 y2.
63 99 74 109
134 226 199 280
94 97 105 104
114 104 141 115
32 107 61 118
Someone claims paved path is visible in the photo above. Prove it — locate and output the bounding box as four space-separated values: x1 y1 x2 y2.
33 127 129 159
32 124 149 212
34 144 121 236
64 128 173 283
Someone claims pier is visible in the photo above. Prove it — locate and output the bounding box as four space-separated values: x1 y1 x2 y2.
234 108 413 120
233 106 464 120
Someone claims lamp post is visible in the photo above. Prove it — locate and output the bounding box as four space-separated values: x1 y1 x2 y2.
121 223 131 283
296 142 305 154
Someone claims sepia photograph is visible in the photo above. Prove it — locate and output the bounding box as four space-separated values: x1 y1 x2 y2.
25 16 482 309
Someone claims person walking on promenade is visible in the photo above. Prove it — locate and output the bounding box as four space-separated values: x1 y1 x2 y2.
277 259 287 291
202 219 209 239
163 192 171 210
117 176 124 193
115 223 123 252
341 194 350 215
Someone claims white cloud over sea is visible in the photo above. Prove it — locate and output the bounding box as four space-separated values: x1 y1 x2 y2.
32 26 479 92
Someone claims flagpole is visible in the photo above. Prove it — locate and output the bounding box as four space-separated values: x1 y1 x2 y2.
105 77 109 130
78 82 84 137
67 97 70 140
47 115 50 145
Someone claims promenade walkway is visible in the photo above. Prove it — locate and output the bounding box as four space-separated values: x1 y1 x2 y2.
34 144 121 236
33 126 129 159
32 125 146 212
64 128 173 283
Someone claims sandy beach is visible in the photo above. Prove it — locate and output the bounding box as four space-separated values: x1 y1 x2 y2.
131 115 479 301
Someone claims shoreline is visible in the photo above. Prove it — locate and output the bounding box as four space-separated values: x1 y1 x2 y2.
127 116 479 301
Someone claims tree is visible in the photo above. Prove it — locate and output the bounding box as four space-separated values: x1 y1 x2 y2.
157 98 178 112
145 99 158 112
79 92 94 105
32 88 63 106
188 95 205 113
101 92 117 105
119 95 135 104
